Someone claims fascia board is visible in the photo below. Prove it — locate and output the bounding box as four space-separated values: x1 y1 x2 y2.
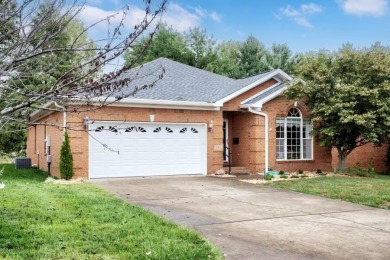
215 69 292 105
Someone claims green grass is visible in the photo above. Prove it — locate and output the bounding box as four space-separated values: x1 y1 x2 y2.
265 174 390 210
0 164 222 259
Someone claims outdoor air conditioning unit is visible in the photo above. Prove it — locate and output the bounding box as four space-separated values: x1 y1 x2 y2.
15 157 32 169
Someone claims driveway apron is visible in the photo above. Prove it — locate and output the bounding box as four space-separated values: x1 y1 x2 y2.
92 176 390 260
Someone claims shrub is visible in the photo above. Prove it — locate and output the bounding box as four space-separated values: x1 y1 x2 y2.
344 166 377 178
290 175 299 178
316 169 322 174
298 169 304 174
59 131 74 180
279 170 285 175
279 175 288 179
264 174 274 181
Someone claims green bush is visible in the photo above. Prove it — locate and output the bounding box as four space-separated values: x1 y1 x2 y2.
298 169 304 174
279 175 288 179
264 174 274 181
278 170 285 175
344 166 377 178
316 169 322 174
59 131 74 180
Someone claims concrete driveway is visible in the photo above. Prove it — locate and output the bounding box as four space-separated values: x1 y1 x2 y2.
92 176 390 260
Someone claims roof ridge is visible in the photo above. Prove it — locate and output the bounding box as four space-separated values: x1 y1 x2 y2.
156 57 235 82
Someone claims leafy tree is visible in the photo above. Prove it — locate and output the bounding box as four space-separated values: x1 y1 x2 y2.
266 43 296 74
0 0 167 153
206 41 242 78
184 27 217 69
124 23 193 67
59 131 73 180
0 2 95 155
284 43 390 172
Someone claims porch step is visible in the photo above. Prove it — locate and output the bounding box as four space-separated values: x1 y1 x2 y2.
223 167 251 175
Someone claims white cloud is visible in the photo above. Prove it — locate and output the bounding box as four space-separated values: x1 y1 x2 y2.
210 11 221 23
281 5 300 17
195 7 207 18
295 17 313 27
80 2 221 34
193 6 222 23
301 3 322 14
79 6 126 29
278 3 322 28
163 3 201 32
339 0 387 16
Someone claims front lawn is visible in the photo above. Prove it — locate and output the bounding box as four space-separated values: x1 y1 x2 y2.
265 174 390 210
0 164 222 259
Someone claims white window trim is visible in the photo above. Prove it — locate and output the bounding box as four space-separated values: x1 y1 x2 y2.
276 109 314 161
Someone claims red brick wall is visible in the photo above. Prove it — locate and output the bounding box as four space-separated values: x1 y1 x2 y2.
223 111 265 173
26 112 64 177
263 96 332 172
331 144 389 173
63 106 224 178
223 79 277 111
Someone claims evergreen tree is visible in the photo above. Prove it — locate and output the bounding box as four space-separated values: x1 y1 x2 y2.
59 131 74 180
238 35 269 77
124 23 194 67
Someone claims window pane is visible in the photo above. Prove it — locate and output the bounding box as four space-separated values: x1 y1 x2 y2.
287 118 301 160
302 119 312 138
276 139 285 159
303 139 312 159
276 119 284 138
288 108 301 117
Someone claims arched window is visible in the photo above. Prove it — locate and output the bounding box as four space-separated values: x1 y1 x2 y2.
276 108 313 160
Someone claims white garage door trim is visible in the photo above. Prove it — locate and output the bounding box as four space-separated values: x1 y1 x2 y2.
88 121 207 178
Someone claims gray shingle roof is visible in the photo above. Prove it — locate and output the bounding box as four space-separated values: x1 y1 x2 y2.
111 58 274 103
243 83 286 105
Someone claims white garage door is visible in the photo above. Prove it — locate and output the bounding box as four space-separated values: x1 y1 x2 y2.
89 122 207 178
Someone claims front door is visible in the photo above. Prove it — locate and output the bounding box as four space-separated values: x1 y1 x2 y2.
223 119 229 161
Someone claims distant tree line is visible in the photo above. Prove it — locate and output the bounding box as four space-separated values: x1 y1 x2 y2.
123 23 298 79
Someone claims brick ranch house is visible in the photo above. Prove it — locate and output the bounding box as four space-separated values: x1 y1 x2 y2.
27 57 334 178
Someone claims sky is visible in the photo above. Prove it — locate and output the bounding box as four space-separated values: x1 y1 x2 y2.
81 0 389 55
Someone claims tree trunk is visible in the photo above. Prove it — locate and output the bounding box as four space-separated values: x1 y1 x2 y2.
337 147 348 173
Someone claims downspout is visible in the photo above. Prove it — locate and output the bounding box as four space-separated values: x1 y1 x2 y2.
51 102 66 175
248 106 268 174
54 102 67 130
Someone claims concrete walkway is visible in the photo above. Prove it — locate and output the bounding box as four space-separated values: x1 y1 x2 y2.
92 176 390 260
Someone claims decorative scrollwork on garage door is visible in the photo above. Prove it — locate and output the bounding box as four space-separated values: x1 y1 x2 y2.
95 126 104 132
191 128 198 133
180 128 187 133
153 127 161 133
109 126 118 133
125 126 147 133
166 127 173 133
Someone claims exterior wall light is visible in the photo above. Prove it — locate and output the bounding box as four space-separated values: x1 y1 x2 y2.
208 120 214 132
83 116 89 130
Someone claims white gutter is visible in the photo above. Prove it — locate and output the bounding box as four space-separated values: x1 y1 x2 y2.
86 97 220 108
54 102 67 131
248 106 268 174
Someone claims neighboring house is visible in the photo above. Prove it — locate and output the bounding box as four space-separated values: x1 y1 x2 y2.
26 58 332 179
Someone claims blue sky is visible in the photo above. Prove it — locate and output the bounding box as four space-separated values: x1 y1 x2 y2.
82 0 389 54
